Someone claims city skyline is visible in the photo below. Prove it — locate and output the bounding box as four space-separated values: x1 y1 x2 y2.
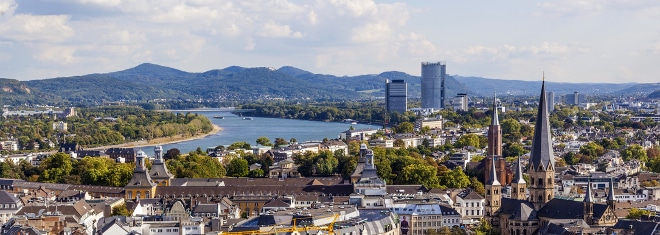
0 0 659 83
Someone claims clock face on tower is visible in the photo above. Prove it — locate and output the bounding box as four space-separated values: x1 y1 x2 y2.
606 215 611 220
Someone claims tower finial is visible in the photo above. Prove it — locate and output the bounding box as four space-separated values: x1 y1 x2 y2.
542 71 545 82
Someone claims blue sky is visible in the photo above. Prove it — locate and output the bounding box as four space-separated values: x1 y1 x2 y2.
0 0 658 83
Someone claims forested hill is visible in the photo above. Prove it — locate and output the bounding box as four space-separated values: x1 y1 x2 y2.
0 63 653 106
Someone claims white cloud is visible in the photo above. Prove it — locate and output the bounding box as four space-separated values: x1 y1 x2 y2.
78 0 122 7
0 14 74 42
538 0 603 16
0 0 16 16
257 21 303 38
36 46 76 65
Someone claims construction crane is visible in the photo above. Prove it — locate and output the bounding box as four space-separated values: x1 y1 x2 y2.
221 214 340 235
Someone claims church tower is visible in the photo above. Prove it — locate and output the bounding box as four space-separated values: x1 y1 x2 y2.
149 146 174 186
584 180 594 224
125 150 157 200
485 157 501 217
510 155 527 200
528 78 556 210
485 95 509 184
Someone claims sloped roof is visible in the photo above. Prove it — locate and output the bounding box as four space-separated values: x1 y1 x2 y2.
529 81 555 170
500 198 537 221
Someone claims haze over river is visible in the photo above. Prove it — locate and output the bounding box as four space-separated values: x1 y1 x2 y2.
152 110 379 153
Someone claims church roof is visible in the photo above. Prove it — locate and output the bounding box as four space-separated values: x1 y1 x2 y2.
500 198 537 221
536 198 610 221
510 202 537 221
529 80 555 170
149 163 174 180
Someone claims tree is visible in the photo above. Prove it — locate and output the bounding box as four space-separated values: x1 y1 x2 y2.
503 143 525 158
112 203 133 216
579 142 606 159
455 134 481 148
39 152 74 183
439 167 471 188
274 137 288 146
621 144 648 162
256 136 273 146
470 176 485 195
248 169 264 178
394 122 414 134
626 208 652 219
164 148 181 160
226 158 249 177
397 164 440 188
648 146 660 160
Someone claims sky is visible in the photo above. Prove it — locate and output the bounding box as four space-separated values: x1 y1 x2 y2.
0 0 659 83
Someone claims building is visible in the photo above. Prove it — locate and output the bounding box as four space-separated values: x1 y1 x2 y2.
484 95 512 185
0 191 22 224
386 79 407 113
52 121 67 132
421 61 446 110
565 91 586 105
452 93 468 111
486 80 618 235
125 150 157 200
546 91 555 112
149 146 174 186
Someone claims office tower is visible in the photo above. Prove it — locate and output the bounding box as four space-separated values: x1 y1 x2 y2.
421 61 446 110
565 91 586 105
385 79 407 113
546 91 555 112
452 93 468 111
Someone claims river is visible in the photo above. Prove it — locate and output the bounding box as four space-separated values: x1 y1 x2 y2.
154 111 380 153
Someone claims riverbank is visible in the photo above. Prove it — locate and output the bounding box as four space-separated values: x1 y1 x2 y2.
89 124 223 150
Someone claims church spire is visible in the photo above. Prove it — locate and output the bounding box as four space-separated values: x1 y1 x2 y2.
528 76 556 210
486 157 501 186
584 180 593 203
514 155 525 184
511 155 527 200
529 80 555 170
491 93 499 126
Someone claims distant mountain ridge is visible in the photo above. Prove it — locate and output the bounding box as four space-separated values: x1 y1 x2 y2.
0 63 654 106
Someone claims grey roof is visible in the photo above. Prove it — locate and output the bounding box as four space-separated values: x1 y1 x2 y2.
126 170 157 188
612 220 660 235
510 202 537 221
486 156 501 186
529 81 555 170
0 190 19 204
499 198 537 221
149 162 174 180
491 94 499 126
513 155 526 184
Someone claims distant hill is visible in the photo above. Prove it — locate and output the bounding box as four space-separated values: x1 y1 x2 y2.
0 63 655 106
648 90 660 99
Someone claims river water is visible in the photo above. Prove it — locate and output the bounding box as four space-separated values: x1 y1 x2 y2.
155 111 380 153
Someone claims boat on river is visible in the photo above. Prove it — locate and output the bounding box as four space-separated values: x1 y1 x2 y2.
213 116 224 119
243 117 253 120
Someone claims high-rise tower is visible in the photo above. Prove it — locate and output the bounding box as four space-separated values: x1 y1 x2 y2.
386 79 407 113
421 62 446 110
528 78 556 210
